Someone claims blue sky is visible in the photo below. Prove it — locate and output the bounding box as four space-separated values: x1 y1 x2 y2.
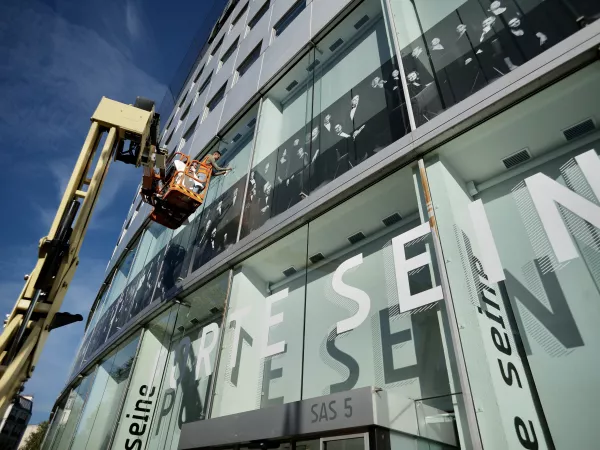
0 0 219 424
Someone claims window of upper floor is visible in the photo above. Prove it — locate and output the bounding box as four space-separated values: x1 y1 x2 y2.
273 0 305 39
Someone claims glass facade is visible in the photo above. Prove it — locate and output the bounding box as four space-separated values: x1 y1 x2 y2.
241 0 410 237
146 273 228 450
424 60 600 449
70 336 140 450
70 0 600 379
51 1 600 450
388 0 594 125
43 372 95 450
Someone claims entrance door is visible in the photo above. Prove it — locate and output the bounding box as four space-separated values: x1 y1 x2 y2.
320 433 369 450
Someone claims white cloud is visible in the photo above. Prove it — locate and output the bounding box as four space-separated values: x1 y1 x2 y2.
126 0 143 40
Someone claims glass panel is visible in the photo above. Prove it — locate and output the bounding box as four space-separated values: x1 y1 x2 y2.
42 405 64 450
103 242 139 311
70 335 140 450
111 307 180 450
424 61 600 449
211 226 308 418
48 371 96 450
310 0 410 192
190 104 259 273
128 223 174 313
389 0 598 126
146 272 230 450
415 395 462 446
302 164 463 449
390 430 452 450
241 51 313 238
243 0 411 238
72 224 175 376
324 437 364 450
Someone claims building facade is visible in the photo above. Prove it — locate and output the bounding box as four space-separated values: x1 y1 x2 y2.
43 1 600 449
1 395 33 450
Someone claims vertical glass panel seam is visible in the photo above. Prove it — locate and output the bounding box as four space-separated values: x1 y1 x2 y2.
104 329 146 450
380 0 417 131
138 304 181 450
416 158 483 450
64 366 99 450
235 99 264 244
206 269 235 419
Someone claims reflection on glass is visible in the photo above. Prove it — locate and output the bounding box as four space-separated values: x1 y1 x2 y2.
185 106 259 274
211 227 307 418
71 224 174 378
241 50 312 238
146 272 230 450
242 0 410 238
70 336 140 450
46 371 96 450
389 0 596 125
42 405 64 450
111 307 180 450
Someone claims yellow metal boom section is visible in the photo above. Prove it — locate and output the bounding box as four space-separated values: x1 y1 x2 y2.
0 97 155 417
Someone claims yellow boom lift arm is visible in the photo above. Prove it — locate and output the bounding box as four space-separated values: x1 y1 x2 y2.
0 97 200 417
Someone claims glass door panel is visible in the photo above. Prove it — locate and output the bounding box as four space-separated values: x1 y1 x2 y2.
321 433 368 450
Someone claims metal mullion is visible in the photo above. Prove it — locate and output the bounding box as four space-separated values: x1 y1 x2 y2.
381 0 417 131
65 364 99 450
105 329 146 450
235 98 265 244
141 304 189 450
205 269 236 419
416 158 483 450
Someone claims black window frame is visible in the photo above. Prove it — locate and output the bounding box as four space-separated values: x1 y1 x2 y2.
273 0 305 37
248 0 270 30
164 130 174 146
197 72 213 98
182 118 198 142
193 65 205 83
236 42 262 79
206 83 227 112
211 35 225 57
220 38 240 66
231 2 248 28
177 92 187 108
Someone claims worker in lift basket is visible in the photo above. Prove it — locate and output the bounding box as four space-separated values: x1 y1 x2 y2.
190 150 232 194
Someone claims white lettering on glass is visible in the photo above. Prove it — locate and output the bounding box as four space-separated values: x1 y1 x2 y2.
468 199 506 283
575 150 600 200
526 172 600 263
263 288 288 357
392 222 443 313
333 254 371 334
195 322 220 378
169 336 191 389
228 306 251 370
